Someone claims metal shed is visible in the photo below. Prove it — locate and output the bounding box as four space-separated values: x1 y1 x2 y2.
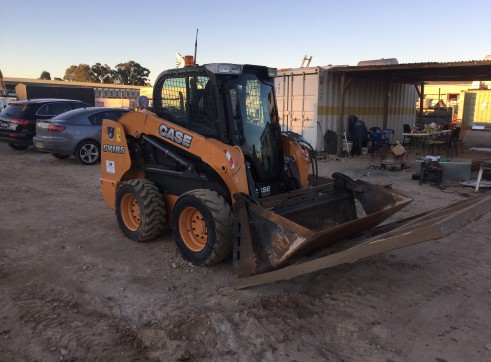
276 60 491 152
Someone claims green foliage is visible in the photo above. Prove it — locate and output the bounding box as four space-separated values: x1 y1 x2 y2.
39 71 51 80
63 64 91 82
112 61 150 86
90 63 113 83
63 61 150 85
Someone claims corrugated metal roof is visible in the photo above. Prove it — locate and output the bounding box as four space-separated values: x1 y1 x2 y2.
328 60 491 82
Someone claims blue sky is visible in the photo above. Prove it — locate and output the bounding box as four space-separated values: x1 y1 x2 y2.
2 0 490 85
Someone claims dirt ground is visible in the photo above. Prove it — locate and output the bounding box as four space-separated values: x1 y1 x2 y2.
1 130 491 362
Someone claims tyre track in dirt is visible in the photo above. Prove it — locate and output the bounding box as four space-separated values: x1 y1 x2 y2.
2 137 491 361
0 269 151 360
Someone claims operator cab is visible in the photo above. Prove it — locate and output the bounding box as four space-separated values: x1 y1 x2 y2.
153 62 289 198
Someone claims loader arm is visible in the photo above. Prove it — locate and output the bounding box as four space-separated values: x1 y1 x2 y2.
100 111 250 209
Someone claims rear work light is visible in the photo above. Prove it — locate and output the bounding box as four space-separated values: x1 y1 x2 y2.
10 119 30 126
48 124 66 132
205 64 243 75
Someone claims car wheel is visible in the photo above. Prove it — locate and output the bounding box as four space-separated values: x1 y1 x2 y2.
75 140 100 165
52 153 70 160
172 189 233 266
115 179 166 242
8 142 29 150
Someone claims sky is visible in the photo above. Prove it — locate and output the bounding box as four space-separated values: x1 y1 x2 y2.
2 0 490 85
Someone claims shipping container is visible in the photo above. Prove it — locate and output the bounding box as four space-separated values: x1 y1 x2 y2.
462 90 491 126
275 67 418 151
419 83 472 122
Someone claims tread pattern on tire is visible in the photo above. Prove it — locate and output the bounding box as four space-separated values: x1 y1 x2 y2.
118 179 166 242
182 189 233 265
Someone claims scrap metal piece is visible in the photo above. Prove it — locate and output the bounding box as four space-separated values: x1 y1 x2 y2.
234 194 491 289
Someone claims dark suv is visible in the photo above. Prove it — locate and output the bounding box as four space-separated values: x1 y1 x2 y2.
0 99 92 150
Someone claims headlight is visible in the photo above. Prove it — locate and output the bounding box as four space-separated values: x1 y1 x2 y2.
205 64 243 74
268 68 277 78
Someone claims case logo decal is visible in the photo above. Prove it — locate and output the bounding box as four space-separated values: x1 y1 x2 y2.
159 124 193 148
107 127 114 140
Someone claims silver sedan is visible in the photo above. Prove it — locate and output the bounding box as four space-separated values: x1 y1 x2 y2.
33 107 129 165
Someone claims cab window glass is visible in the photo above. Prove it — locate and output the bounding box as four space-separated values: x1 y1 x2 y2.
158 74 218 138
160 76 188 125
187 76 217 137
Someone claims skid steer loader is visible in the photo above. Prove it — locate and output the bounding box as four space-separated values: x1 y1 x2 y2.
101 58 491 288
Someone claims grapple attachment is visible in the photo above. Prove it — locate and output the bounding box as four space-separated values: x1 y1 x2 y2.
233 173 413 277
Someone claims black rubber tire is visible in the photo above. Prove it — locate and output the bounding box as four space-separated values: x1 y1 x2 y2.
8 142 29 150
75 140 100 165
171 189 233 266
115 179 166 242
52 153 70 159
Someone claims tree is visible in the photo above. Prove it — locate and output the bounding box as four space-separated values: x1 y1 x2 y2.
63 64 91 82
90 63 113 83
39 71 51 80
112 61 150 86
54 77 63 81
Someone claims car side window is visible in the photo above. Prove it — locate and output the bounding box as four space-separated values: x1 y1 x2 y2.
103 111 126 121
51 103 73 115
88 111 127 126
88 112 105 126
37 104 54 116
38 103 73 116
72 102 90 110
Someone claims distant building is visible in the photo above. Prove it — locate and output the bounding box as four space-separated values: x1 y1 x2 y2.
418 55 491 125
3 77 153 109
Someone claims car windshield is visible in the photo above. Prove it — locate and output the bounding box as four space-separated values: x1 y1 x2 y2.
4 104 28 117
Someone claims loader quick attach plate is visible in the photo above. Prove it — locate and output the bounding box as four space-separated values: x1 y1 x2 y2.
233 173 414 278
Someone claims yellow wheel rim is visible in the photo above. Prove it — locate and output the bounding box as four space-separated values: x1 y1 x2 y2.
179 206 208 252
120 194 141 231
